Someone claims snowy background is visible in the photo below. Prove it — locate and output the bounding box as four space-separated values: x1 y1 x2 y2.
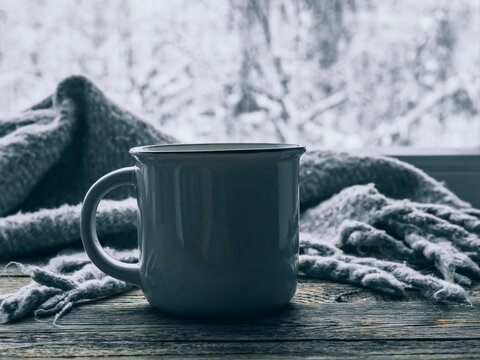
0 0 479 148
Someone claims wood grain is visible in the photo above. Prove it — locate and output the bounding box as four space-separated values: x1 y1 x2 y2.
1 262 480 358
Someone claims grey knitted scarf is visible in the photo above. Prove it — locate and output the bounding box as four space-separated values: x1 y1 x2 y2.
1 76 479 323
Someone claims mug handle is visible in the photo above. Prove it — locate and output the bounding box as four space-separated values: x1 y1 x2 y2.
80 166 141 287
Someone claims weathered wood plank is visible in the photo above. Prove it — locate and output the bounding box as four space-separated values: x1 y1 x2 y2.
3 300 479 340
3 263 479 304
0 267 401 305
0 275 469 305
2 339 480 359
1 289 480 357
2 260 480 358
3 256 480 303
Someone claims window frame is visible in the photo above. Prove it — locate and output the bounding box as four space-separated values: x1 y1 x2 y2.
383 148 480 208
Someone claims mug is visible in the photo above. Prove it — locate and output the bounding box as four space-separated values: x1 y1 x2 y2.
80 143 306 317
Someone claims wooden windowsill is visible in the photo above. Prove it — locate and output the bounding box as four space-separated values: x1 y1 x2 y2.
309 147 480 207
373 147 480 172
362 147 480 156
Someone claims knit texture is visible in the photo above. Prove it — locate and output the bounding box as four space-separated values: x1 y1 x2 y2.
1 75 479 323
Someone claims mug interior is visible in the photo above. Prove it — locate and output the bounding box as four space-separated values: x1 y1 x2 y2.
130 143 306 155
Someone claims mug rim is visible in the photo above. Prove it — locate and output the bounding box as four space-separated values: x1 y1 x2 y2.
130 143 306 155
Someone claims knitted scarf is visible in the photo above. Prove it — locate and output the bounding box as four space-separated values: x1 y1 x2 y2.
1 76 479 323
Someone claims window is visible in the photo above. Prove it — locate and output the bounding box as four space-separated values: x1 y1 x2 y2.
0 0 478 149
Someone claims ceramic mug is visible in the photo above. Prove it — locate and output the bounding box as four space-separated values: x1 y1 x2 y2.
80 143 306 317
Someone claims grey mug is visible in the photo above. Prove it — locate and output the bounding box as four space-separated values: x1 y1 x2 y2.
80 143 306 317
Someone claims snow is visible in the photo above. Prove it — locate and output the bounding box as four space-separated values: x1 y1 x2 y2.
0 0 478 148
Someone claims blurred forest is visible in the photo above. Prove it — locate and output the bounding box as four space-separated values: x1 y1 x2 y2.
0 0 479 148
